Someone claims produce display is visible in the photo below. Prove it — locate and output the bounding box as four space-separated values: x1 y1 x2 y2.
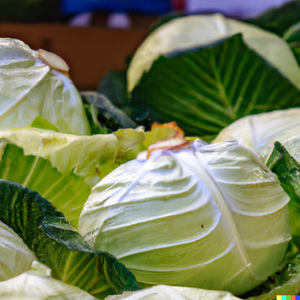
2 2 300 299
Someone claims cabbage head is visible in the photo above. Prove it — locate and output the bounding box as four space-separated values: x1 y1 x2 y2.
213 108 300 160
0 38 90 135
78 140 290 295
106 285 240 300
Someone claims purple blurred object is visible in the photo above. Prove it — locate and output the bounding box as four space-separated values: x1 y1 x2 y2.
61 0 172 14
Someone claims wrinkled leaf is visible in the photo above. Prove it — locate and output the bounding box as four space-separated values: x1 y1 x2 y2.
0 127 145 186
0 180 139 298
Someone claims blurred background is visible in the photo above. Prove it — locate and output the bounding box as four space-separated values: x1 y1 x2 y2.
0 0 293 90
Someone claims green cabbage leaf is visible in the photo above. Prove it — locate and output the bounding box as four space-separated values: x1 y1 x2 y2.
79 140 290 295
0 127 145 187
129 28 300 137
128 14 300 93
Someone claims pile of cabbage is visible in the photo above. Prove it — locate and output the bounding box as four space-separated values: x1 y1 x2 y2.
3 4 300 300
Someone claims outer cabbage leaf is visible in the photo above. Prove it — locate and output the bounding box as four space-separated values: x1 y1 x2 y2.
283 21 300 66
0 127 145 186
0 38 90 135
267 142 300 247
213 108 300 160
79 140 290 295
0 144 90 228
0 220 36 281
128 14 300 92
0 180 139 298
81 91 137 133
0 261 97 300
130 33 300 136
106 285 240 300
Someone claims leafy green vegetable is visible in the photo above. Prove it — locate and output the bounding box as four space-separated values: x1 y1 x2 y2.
98 70 129 113
0 144 90 228
0 126 145 186
79 140 290 295
81 91 137 133
246 0 300 36
0 220 36 281
0 180 139 298
284 21 300 66
0 261 98 300
130 34 300 136
0 38 90 135
267 142 300 248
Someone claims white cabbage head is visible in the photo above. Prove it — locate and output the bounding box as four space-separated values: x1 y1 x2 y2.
0 38 90 135
106 285 240 300
213 108 300 161
78 140 290 295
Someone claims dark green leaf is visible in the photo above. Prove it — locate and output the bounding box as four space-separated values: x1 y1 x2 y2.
81 91 137 133
130 34 300 136
283 21 300 66
246 0 300 36
267 142 300 247
98 70 128 111
0 180 139 298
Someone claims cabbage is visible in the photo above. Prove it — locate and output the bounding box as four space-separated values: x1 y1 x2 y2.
0 38 90 135
106 285 240 300
78 139 290 295
128 14 300 92
213 108 300 160
0 261 97 300
128 16 300 137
